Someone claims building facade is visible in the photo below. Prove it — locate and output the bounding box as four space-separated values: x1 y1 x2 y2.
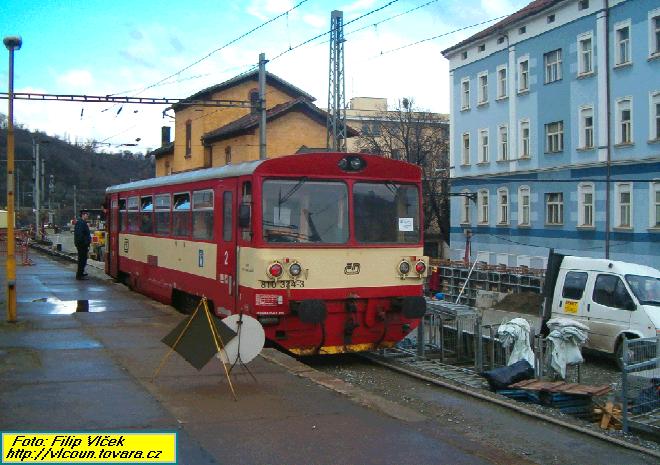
442 0 660 267
152 71 341 176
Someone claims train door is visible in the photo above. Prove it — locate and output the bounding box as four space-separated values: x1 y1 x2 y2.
108 194 119 277
216 180 238 315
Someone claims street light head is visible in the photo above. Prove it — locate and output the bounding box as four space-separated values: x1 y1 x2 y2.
3 36 22 51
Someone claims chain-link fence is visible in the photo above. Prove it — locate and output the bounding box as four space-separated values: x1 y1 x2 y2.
621 336 660 434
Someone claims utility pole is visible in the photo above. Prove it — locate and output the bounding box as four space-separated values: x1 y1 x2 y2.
33 139 41 233
4 35 22 323
73 185 77 219
326 10 347 152
258 52 268 160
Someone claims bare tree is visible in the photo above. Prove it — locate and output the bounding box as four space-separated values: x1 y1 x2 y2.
355 98 450 247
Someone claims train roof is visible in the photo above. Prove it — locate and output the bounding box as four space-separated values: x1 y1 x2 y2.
106 152 422 194
106 160 265 193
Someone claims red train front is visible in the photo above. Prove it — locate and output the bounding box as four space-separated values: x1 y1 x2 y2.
106 153 428 355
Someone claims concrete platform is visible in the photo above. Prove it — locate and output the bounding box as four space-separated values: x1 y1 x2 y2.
0 252 534 465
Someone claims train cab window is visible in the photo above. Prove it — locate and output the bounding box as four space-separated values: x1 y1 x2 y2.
262 179 348 243
155 194 171 235
127 197 139 232
118 199 126 232
192 190 214 240
173 193 191 237
140 196 153 233
354 183 420 243
223 191 233 241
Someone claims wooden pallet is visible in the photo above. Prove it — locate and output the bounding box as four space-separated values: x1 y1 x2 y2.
509 379 611 397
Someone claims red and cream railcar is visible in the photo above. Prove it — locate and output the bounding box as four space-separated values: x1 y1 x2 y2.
105 152 428 355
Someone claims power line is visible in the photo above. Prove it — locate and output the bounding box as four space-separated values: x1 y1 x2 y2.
110 0 311 97
269 0 402 63
376 14 508 57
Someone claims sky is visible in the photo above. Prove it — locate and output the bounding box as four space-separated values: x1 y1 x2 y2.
0 0 529 153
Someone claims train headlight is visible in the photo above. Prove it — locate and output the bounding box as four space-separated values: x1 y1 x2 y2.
268 262 283 279
398 260 411 275
289 263 302 277
415 261 427 275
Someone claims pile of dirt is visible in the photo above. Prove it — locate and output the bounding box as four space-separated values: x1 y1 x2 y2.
493 292 544 315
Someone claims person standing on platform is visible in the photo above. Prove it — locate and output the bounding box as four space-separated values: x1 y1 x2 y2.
74 210 92 280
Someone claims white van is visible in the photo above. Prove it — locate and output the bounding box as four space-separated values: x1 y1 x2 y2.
549 256 660 362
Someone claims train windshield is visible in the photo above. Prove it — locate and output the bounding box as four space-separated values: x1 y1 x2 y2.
262 179 349 243
354 183 420 243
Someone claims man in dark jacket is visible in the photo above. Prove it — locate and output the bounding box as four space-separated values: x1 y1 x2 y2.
74 210 92 280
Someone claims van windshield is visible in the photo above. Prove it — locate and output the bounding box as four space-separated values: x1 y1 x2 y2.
625 275 660 306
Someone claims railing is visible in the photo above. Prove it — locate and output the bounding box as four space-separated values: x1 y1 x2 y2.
621 336 660 434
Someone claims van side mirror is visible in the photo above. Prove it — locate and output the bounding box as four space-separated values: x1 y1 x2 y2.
238 203 251 228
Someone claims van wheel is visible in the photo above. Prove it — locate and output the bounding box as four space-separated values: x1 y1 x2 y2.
614 335 637 370
614 342 625 371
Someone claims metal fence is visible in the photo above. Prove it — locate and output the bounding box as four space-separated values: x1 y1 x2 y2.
621 336 660 434
411 301 584 381
413 301 514 372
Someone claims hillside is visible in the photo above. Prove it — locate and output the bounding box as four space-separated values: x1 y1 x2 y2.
0 120 155 226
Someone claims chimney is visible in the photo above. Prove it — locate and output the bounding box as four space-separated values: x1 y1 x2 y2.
161 126 171 147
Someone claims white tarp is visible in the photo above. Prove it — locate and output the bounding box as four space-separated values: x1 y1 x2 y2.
546 318 589 379
498 318 535 366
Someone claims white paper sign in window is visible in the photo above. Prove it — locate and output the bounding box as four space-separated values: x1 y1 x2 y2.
398 217 414 231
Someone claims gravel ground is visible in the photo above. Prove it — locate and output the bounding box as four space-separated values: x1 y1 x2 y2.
306 353 659 458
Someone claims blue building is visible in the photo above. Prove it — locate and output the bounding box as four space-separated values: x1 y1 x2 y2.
442 0 660 268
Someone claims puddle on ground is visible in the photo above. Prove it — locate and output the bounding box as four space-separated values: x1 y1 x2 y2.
47 300 108 314
31 297 61 303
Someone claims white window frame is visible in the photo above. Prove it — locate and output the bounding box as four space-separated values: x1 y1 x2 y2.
650 180 660 228
477 71 489 105
615 182 633 228
545 192 564 225
461 132 471 165
650 91 660 141
519 119 531 159
579 105 595 149
578 182 595 227
615 20 632 66
496 64 508 99
497 125 509 161
461 190 471 224
479 129 489 163
615 97 633 145
478 189 489 224
650 9 660 58
545 121 564 153
497 187 509 225
518 186 530 226
460 77 470 110
544 49 562 83
518 56 529 93
577 32 594 76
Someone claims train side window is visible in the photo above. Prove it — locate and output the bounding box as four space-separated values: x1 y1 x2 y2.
140 196 153 234
118 198 126 232
173 192 191 237
127 197 139 232
223 191 232 241
192 190 214 240
155 194 171 235
562 271 588 300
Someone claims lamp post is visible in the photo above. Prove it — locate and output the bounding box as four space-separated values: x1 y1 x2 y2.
4 35 22 323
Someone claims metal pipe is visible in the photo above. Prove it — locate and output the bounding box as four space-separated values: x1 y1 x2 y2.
258 53 267 160
4 35 21 323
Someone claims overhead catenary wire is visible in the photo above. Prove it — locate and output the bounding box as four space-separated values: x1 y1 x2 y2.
109 0 311 97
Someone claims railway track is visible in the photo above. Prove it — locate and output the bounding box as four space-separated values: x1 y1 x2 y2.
306 348 660 460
